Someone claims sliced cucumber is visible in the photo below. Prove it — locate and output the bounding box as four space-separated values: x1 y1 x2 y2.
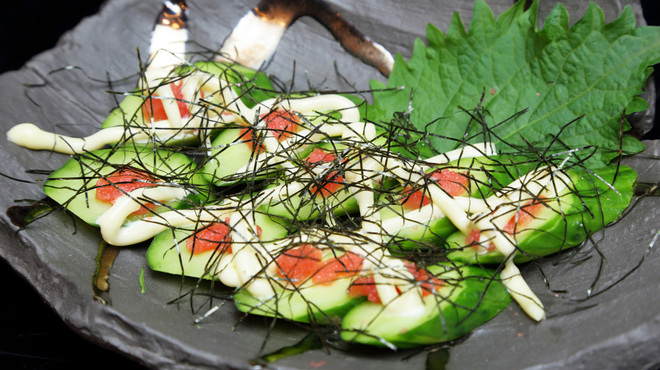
259 181 359 221
234 244 368 324
445 165 637 263
377 155 517 252
43 146 211 227
200 125 264 185
147 212 288 279
340 264 511 348
201 100 355 186
234 277 365 325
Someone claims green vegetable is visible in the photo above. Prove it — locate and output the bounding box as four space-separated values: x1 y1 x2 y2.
147 211 288 279
340 263 511 348
43 146 211 226
445 164 637 263
368 0 659 165
380 154 523 253
234 275 365 325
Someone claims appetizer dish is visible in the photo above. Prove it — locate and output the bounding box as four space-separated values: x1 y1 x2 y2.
2 0 659 368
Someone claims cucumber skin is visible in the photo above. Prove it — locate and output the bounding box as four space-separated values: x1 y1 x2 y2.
381 211 456 254
340 265 511 348
446 165 637 264
147 212 288 280
43 146 211 227
234 279 366 325
200 127 258 186
259 187 359 221
379 155 519 253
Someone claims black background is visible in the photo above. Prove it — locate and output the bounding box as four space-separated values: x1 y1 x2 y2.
0 0 658 369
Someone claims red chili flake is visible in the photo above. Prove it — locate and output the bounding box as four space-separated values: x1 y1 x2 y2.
276 245 323 285
306 148 344 197
429 169 469 196
404 261 444 296
400 187 431 210
142 81 190 121
465 229 496 252
465 229 481 246
96 169 160 216
262 109 300 141
306 148 337 164
503 197 547 234
310 172 344 197
399 170 468 210
186 219 232 255
239 127 265 153
312 252 364 285
348 276 381 303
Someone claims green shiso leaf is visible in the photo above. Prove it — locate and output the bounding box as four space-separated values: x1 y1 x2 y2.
368 0 660 165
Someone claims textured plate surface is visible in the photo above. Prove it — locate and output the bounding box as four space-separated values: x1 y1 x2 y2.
1 0 659 369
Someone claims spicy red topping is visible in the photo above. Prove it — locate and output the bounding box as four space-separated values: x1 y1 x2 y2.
400 169 469 210
503 197 547 234
306 148 344 197
466 197 547 250
276 247 364 286
348 262 444 303
142 81 190 121
404 261 444 296
95 168 160 215
186 219 232 255
96 168 159 203
348 276 380 303
276 245 323 285
239 127 265 153
306 148 337 164
430 169 469 196
401 187 431 210
262 110 300 141
312 252 364 285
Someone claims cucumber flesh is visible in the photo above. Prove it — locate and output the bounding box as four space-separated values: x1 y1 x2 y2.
234 277 365 324
340 264 511 348
43 146 211 227
445 165 637 263
234 247 366 324
377 155 517 253
147 212 288 279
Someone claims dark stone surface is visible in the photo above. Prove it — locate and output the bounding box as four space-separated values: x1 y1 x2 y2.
0 0 658 369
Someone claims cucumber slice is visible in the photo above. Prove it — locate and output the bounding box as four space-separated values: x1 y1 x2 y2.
43 146 211 227
147 212 288 280
234 277 365 325
340 264 511 348
200 125 263 185
378 155 518 252
234 247 365 324
201 99 356 186
445 165 637 263
380 205 456 252
258 142 359 221
259 181 359 221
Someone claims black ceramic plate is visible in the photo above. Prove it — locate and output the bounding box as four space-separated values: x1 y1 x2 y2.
1 0 659 368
